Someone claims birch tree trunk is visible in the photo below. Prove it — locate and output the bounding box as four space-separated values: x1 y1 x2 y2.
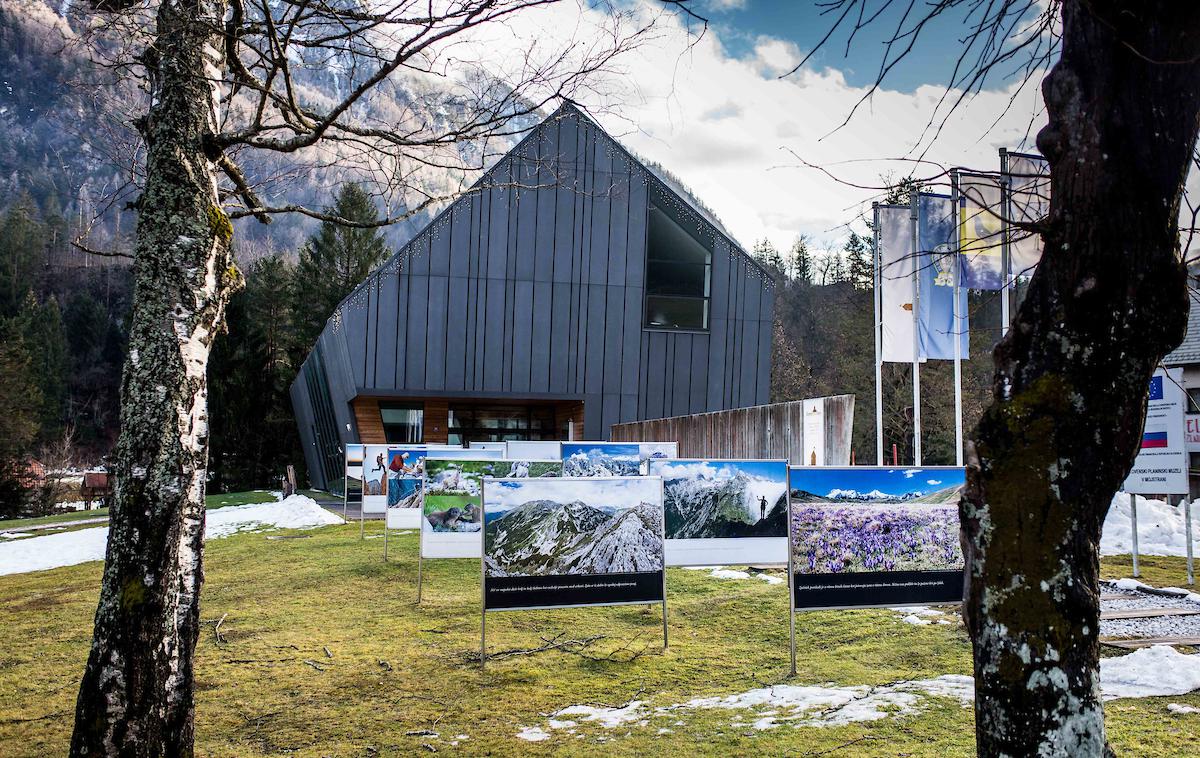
71 0 236 754
962 2 1200 754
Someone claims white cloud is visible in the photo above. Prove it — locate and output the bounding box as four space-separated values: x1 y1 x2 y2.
521 2 1043 252
927 479 942 485
902 468 921 479
418 1 1047 253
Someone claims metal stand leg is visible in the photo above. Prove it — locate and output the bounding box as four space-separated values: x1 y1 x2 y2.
789 609 797 677
417 553 424 603
480 609 487 669
1131 494 1140 578
1186 497 1195 586
384 516 389 561
360 506 365 540
661 601 668 649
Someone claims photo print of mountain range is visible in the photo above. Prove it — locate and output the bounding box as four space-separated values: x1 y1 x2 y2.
647 459 790 566
480 476 666 612
560 442 678 477
421 458 563 560
787 467 967 609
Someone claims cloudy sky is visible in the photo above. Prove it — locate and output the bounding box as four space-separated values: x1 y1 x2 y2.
497 0 1050 254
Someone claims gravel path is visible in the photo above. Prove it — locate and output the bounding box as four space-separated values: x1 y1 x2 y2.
1100 581 1200 640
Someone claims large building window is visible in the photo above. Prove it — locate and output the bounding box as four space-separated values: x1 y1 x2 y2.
447 404 557 445
644 185 712 330
381 402 423 443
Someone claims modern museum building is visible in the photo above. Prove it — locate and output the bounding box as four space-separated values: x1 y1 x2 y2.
291 104 776 489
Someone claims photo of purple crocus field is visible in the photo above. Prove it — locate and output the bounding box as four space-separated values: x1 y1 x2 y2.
788 468 967 574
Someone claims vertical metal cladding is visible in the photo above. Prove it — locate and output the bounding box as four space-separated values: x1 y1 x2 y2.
291 104 775 489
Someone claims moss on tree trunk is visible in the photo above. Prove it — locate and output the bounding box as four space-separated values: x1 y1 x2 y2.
962 2 1200 754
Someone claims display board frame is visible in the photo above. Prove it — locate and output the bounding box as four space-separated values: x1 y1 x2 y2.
344 444 364 518
648 458 791 567
479 476 668 666
786 465 967 672
560 441 678 476
416 458 563 600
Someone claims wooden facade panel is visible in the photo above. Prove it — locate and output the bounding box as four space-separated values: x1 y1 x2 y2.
351 397 386 443
612 396 855 467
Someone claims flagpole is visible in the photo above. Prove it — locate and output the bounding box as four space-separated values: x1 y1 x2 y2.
950 172 964 467
910 193 922 466
873 203 884 466
999 148 1011 337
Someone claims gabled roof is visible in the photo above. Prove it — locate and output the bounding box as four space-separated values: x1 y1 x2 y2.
1164 287 1200 366
328 102 771 331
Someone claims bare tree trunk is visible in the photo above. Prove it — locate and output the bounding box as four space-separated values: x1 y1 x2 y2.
962 2 1200 755
71 1 236 754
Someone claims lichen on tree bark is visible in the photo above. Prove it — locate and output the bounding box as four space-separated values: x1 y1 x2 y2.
961 2 1200 755
70 1 240 755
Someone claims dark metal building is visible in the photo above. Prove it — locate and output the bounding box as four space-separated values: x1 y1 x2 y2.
291 104 775 489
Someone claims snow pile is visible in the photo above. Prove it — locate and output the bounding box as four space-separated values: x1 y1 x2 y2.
0 495 343 576
515 677 975 741
1168 703 1200 715
683 565 784 585
205 495 342 537
676 676 974 729
1100 645 1200 700
1102 493 1200 557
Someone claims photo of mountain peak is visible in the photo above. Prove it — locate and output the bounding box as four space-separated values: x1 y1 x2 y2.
483 478 664 578
649 460 789 540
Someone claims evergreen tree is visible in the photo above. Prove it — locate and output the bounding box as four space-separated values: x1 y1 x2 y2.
0 322 42 519
291 184 391 351
14 291 68 440
0 195 46 317
789 235 813 284
844 231 872 288
210 255 303 492
752 238 785 274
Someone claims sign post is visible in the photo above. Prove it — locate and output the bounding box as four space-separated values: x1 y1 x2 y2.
1123 367 1190 577
1186 497 1195 586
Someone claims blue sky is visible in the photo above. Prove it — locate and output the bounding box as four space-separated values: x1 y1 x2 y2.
789 467 966 498
700 1 1037 92
562 443 641 461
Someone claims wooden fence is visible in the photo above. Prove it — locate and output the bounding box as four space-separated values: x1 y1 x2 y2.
611 396 855 466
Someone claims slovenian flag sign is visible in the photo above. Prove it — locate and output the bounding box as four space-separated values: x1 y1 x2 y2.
1142 431 1169 449
1149 375 1164 401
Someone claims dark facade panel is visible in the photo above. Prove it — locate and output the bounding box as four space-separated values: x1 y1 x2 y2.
291 104 776 489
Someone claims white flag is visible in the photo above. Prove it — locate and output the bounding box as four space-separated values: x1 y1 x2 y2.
878 205 916 363
1007 153 1049 276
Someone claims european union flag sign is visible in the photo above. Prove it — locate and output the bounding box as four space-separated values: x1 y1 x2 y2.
918 194 969 360
1149 375 1164 401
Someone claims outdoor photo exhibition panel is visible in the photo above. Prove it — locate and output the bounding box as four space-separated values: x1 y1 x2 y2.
344 444 364 516
383 446 429 529
560 442 678 476
421 458 563 559
505 440 562 460
361 444 400 515
480 475 667 664
787 466 967 611
648 459 790 566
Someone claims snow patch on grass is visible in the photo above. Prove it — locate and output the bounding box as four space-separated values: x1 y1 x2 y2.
1100 645 1200 700
1168 703 1200 715
0 495 343 576
516 726 551 742
683 565 784 584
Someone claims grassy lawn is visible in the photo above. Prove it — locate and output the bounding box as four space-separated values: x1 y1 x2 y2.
0 521 1197 757
0 491 280 533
